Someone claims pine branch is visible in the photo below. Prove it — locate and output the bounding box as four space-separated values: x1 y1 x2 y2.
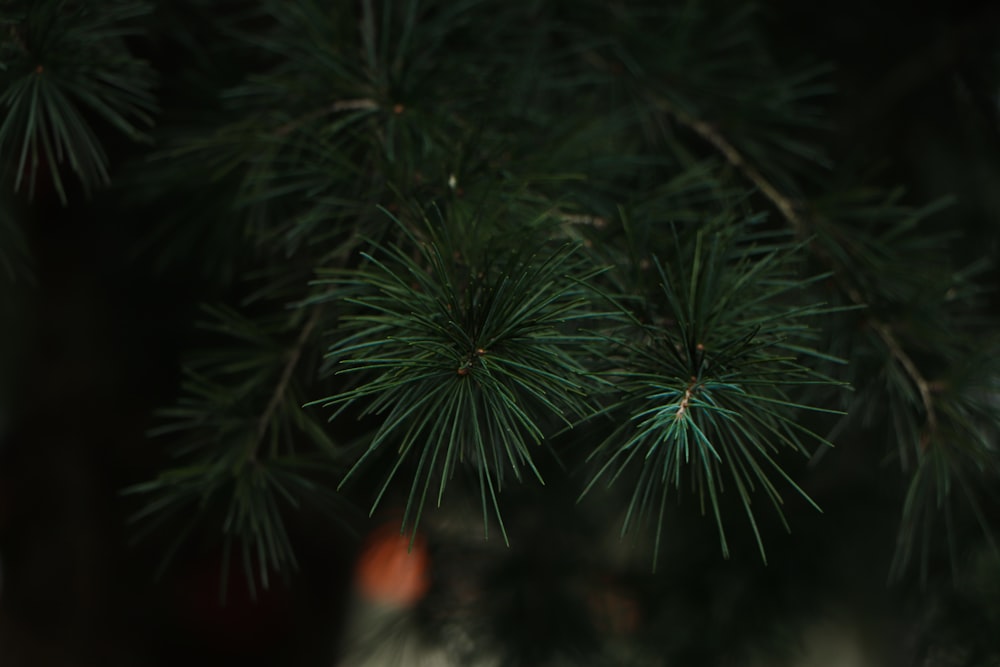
582 222 845 564
654 96 807 238
868 315 939 449
0 0 157 202
656 95 948 451
95 0 1000 611
123 301 344 591
653 88 1000 581
250 305 324 460
273 98 379 137
312 212 608 539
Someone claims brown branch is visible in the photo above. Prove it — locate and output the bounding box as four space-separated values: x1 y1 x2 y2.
675 378 697 421
249 306 325 460
275 98 379 136
869 318 938 447
654 98 806 237
657 100 939 443
558 212 608 228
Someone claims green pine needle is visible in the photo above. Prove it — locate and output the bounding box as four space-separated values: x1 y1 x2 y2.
582 223 845 565
890 341 1000 583
0 0 156 202
312 212 607 540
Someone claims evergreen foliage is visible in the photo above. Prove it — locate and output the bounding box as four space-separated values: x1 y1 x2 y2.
3 0 1000 663
581 220 846 564
312 213 608 542
0 0 157 202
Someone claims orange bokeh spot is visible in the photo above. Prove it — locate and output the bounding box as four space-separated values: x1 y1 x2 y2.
587 583 641 637
353 523 431 607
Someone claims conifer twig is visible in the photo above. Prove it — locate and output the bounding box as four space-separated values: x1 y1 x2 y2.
654 98 806 237
249 306 323 460
656 98 939 444
865 302 939 448
274 98 379 136
675 378 697 421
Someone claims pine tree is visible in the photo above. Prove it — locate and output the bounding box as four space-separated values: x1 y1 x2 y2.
3 1 1000 665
